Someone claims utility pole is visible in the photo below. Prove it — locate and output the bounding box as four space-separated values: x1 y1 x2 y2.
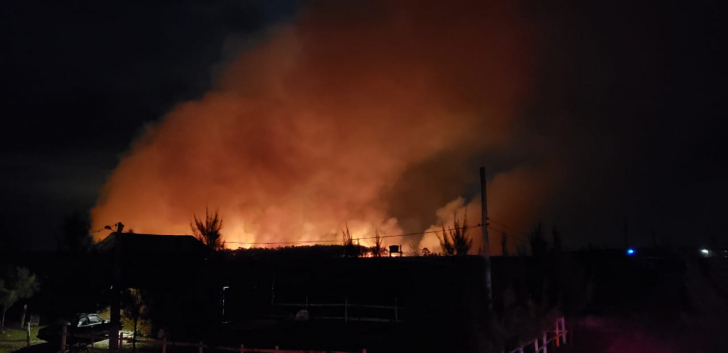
480 167 493 314
107 222 124 350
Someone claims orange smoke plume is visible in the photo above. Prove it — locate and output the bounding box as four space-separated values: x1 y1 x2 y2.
91 0 533 248
419 164 564 255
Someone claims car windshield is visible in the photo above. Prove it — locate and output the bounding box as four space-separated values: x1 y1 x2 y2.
78 317 90 326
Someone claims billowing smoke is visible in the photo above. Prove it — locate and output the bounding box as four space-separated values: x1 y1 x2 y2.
91 0 536 249
416 162 564 255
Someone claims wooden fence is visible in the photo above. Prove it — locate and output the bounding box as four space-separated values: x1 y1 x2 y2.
56 316 565 353
271 298 401 323
60 325 365 353
506 317 567 353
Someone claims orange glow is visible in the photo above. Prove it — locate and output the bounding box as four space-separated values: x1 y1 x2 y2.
91 1 537 251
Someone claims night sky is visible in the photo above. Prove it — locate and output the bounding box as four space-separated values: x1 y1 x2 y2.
1 0 725 251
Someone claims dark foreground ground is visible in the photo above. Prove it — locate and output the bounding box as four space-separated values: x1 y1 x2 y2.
561 258 728 353
5 251 727 353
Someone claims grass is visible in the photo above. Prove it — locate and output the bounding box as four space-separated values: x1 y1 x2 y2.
0 326 45 353
1 325 173 353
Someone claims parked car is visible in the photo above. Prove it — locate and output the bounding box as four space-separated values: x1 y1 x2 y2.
37 313 116 345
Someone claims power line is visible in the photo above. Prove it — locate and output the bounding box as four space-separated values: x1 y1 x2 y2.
226 238 340 246
357 224 482 241
487 218 508 228
226 224 483 246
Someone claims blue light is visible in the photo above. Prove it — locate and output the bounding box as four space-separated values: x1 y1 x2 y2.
626 248 635 255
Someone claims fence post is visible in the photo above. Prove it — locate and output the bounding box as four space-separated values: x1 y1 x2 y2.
163 337 167 353
199 341 203 353
534 339 538 353
60 324 67 352
26 322 31 347
120 332 124 348
542 331 547 353
305 296 308 309
240 344 244 353
344 298 348 323
562 318 567 344
519 344 523 353
555 318 560 347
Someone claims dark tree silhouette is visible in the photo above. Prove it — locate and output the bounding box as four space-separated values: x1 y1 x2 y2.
438 211 472 256
501 232 509 256
341 223 359 257
439 226 455 255
57 212 93 254
0 267 39 332
552 226 562 253
122 288 148 352
191 207 224 251
370 228 386 257
528 222 549 256
516 244 527 256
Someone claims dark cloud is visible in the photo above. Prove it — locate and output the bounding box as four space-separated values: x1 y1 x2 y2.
504 0 728 247
391 0 727 249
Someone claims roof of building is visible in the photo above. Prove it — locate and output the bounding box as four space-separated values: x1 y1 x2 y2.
95 232 209 255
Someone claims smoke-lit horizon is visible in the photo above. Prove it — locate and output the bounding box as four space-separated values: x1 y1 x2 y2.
2 0 724 252
90 1 548 252
84 0 728 254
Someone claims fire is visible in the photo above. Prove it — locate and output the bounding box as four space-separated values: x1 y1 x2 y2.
91 0 539 252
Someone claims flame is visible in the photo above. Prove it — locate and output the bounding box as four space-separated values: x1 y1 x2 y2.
91 0 534 249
